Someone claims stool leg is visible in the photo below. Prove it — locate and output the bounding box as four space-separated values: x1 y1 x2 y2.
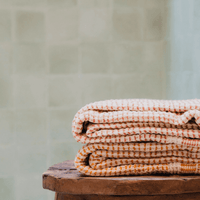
54 192 58 200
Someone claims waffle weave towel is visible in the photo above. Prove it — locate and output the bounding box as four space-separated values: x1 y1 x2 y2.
73 99 200 176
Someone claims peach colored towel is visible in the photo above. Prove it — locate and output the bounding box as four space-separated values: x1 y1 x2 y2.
73 99 200 176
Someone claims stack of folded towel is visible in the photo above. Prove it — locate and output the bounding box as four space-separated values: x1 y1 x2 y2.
72 99 200 176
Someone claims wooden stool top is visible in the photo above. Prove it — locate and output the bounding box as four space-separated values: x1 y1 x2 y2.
43 160 200 196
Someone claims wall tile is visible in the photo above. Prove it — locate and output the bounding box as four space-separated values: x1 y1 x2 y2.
81 43 111 73
80 8 111 41
167 71 196 100
16 175 48 200
112 75 144 99
0 78 13 108
143 41 164 72
14 76 46 108
113 0 144 8
17 144 47 175
168 38 182 72
48 0 77 6
49 44 79 74
14 0 46 6
194 72 200 99
162 7 171 40
50 141 83 165
0 177 14 200
80 75 112 105
112 43 144 74
47 191 55 200
15 11 45 43
0 44 12 112
0 145 17 176
0 111 14 145
193 36 200 73
112 9 143 41
49 109 76 141
144 0 164 8
48 76 82 107
180 36 194 71
194 0 200 18
0 0 12 5
15 110 47 145
144 8 164 40
0 45 12 76
13 44 46 74
78 0 111 7
112 72 162 100
180 71 195 99
166 71 183 100
170 0 183 37
194 0 200 34
163 0 171 7
140 70 163 99
179 0 193 36
47 8 78 43
0 10 11 42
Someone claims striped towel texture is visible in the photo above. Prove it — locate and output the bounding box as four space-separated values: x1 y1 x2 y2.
73 99 200 176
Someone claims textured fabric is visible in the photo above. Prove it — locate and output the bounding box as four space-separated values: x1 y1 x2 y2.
73 99 200 176
75 143 200 176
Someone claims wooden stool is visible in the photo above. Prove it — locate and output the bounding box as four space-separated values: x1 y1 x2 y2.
42 160 200 200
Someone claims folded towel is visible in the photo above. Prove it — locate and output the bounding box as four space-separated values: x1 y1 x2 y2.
75 143 200 176
73 99 200 176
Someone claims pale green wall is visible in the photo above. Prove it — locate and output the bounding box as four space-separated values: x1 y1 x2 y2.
0 0 182 200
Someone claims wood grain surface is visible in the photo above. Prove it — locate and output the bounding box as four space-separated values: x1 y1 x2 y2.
43 160 200 196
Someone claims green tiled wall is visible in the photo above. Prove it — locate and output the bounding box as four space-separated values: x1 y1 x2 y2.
1 0 195 199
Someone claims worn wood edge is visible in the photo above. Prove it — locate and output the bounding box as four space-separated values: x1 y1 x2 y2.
43 161 200 195
43 169 200 195
55 192 200 200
